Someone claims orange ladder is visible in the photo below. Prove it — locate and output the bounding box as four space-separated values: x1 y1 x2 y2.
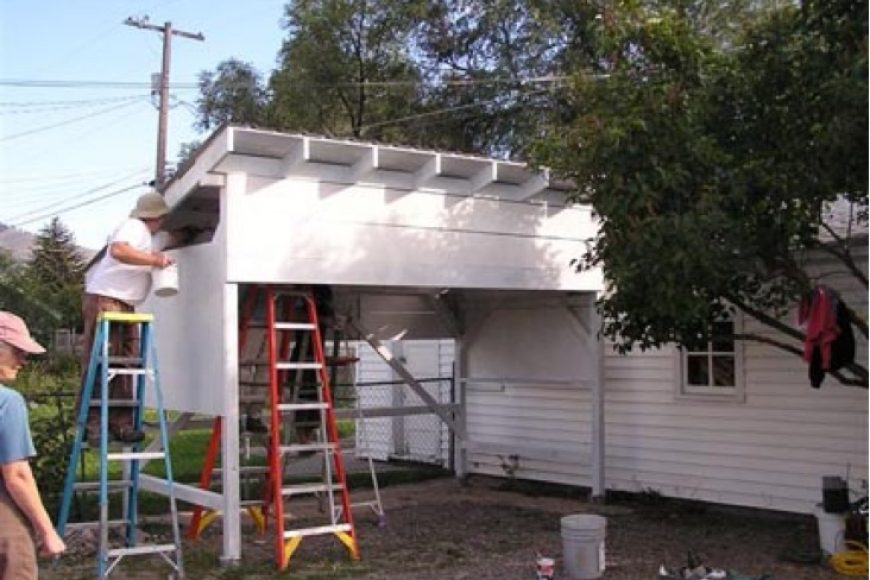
188 286 360 570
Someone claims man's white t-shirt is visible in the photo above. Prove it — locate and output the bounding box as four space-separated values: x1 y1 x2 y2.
85 218 154 305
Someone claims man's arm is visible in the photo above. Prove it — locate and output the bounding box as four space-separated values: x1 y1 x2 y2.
110 242 174 269
1 460 65 556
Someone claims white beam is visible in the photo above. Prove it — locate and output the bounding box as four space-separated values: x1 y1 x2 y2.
468 162 497 194
414 155 441 190
350 319 465 439
279 138 311 176
139 476 224 510
348 147 378 182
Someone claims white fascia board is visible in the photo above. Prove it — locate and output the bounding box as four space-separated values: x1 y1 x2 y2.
164 127 232 207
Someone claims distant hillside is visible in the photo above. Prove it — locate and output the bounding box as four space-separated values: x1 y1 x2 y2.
0 223 97 262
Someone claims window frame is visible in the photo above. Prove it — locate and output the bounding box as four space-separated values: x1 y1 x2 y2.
674 315 745 403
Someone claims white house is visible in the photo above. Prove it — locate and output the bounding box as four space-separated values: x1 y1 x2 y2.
139 125 605 562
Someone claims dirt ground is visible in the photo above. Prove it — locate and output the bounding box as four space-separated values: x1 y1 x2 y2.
44 475 854 579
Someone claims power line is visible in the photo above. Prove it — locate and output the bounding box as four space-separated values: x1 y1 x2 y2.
0 74 570 91
10 182 148 228
4 170 150 223
0 95 143 115
0 98 145 142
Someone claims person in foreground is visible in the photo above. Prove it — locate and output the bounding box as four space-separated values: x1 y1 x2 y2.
78 190 175 444
0 312 66 578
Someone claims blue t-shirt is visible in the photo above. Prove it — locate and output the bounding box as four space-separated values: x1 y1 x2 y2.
0 385 36 500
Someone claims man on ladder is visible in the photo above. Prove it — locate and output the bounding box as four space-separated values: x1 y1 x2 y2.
77 191 175 444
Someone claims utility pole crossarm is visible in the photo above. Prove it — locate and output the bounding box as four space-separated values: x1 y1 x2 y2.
124 16 204 189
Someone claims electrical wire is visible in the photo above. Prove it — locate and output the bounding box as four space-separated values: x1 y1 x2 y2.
0 98 145 142
9 182 148 228
0 95 143 115
4 170 150 223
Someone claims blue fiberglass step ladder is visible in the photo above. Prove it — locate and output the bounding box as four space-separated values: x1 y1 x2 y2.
56 311 184 579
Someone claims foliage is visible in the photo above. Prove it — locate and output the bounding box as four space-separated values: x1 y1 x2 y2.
27 217 85 332
531 1 868 385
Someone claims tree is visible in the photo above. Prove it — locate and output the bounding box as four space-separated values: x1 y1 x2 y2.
195 59 268 132
27 217 85 334
532 0 868 386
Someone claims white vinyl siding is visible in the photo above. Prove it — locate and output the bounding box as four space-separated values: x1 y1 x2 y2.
603 242 867 513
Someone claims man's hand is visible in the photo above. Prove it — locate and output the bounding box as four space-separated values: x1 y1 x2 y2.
151 252 175 269
39 529 66 558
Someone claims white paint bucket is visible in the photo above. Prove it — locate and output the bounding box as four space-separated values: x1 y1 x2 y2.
152 263 179 297
813 504 846 554
561 514 606 579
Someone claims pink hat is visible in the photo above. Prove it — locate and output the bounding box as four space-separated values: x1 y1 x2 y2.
0 312 46 354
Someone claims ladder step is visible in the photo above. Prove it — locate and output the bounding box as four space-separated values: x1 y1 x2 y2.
89 399 140 407
281 482 342 496
280 443 336 454
283 523 352 539
106 356 145 366
239 361 323 370
277 362 322 371
106 368 152 376
246 322 316 331
66 519 129 530
276 402 328 412
107 543 177 558
74 480 133 491
107 451 165 462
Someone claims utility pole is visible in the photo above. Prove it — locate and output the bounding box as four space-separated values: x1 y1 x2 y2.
124 16 204 189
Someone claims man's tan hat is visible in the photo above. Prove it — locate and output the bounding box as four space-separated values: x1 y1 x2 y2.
130 191 170 220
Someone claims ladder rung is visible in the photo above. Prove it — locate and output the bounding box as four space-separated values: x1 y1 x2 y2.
240 499 266 507
107 368 152 376
276 402 328 412
66 519 129 530
275 322 316 331
283 523 352 539
106 356 144 366
89 400 140 407
107 451 165 462
280 443 335 454
74 480 133 491
277 362 322 371
99 312 153 323
107 543 177 558
281 482 342 496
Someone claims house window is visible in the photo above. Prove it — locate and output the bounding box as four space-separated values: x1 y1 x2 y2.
677 318 744 401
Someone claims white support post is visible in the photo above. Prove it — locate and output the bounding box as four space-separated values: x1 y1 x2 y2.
220 172 243 563
589 299 605 501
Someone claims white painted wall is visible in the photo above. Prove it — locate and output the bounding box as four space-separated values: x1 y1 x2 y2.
224 175 600 292
462 297 598 483
141 225 229 415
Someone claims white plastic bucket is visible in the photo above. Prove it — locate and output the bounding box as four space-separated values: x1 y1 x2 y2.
813 504 846 554
151 263 179 297
561 514 606 579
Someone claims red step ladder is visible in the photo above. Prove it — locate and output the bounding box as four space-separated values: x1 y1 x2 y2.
187 285 360 570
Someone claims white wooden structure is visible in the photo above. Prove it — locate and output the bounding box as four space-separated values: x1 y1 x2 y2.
357 241 869 515
139 126 604 562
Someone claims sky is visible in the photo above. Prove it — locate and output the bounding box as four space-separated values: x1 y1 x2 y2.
0 0 288 250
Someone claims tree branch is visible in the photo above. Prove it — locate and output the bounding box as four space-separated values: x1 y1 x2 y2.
814 226 869 287
726 294 805 342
